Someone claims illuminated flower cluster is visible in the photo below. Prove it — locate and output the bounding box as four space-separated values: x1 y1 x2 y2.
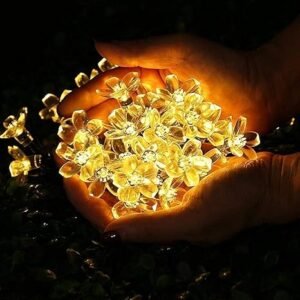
55 71 260 219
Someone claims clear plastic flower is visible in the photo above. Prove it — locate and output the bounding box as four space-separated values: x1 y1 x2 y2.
183 102 229 147
104 105 148 142
39 90 71 123
58 110 103 146
158 177 186 209
57 142 104 181
8 145 41 177
131 136 169 168
225 116 260 159
165 139 218 187
143 108 185 144
0 107 33 147
151 74 202 109
112 155 158 204
97 72 140 105
82 151 120 198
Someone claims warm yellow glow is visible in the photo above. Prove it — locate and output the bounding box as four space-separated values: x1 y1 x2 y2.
54 71 260 218
39 91 71 123
8 145 42 177
0 107 33 147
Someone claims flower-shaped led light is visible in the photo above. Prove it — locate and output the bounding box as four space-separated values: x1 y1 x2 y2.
98 57 118 72
151 74 202 109
8 145 42 177
51 68 260 219
158 177 186 209
56 142 104 181
39 91 71 123
165 139 216 187
104 105 147 142
224 116 260 160
143 108 185 144
0 107 33 147
58 110 103 146
112 155 158 204
96 72 140 106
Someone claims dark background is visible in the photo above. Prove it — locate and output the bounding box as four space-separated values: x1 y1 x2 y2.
1 1 300 299
1 0 300 116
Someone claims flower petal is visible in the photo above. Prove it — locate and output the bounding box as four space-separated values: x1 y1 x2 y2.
75 72 89 87
140 182 158 198
192 156 212 172
230 146 243 157
183 139 202 156
245 131 260 147
59 161 81 178
122 155 139 173
184 167 199 187
181 78 200 93
165 161 183 178
72 110 87 130
118 186 140 203
55 142 75 160
122 72 140 91
169 126 185 142
88 181 106 197
86 119 103 135
234 117 247 136
143 128 157 143
208 132 224 146
136 162 158 181
156 88 172 102
243 146 257 160
57 122 76 144
113 172 128 187
205 148 221 163
108 108 127 129
42 93 59 108
165 74 179 93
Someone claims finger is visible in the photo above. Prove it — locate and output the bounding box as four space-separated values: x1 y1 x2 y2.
58 67 140 117
58 67 165 117
63 176 114 230
86 98 120 121
95 34 190 69
104 205 191 243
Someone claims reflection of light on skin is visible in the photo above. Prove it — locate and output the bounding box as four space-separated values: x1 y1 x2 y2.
48 71 261 219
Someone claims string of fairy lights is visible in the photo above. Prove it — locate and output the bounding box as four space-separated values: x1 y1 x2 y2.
0 59 260 219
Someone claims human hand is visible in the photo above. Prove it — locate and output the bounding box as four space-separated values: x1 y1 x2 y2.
93 34 285 134
56 149 300 244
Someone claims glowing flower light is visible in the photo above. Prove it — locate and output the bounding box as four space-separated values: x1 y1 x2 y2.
8 145 42 177
52 70 261 218
39 91 71 123
0 107 33 147
96 72 140 106
39 68 259 219
0 54 261 220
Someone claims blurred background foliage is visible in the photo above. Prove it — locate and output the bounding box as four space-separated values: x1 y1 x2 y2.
1 0 300 299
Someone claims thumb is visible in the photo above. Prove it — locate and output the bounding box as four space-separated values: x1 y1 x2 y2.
95 34 190 69
104 205 191 243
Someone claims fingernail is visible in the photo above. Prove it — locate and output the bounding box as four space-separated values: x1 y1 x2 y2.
102 231 121 244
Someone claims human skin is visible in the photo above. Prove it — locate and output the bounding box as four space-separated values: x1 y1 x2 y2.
57 17 300 244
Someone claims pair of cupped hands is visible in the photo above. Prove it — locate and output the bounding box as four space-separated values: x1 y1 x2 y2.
57 35 299 244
